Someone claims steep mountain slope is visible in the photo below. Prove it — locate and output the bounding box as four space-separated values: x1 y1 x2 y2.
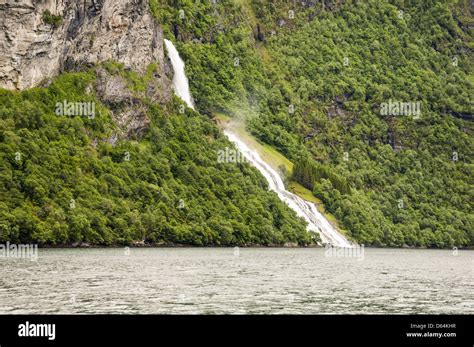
1 0 472 248
0 0 313 246
155 0 473 247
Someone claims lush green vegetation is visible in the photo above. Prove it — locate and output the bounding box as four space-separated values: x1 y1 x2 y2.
1 0 471 248
0 69 314 246
292 159 350 195
155 0 473 248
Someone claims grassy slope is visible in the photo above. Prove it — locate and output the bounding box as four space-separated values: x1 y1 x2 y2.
215 111 348 235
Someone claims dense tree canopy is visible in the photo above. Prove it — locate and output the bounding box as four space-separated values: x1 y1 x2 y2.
0 70 313 246
0 0 471 248
155 0 473 248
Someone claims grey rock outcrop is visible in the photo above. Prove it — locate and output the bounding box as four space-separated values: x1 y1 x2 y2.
95 67 150 139
0 0 171 104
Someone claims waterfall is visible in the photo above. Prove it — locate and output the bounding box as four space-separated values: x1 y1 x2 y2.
224 131 353 248
164 39 195 109
164 39 353 248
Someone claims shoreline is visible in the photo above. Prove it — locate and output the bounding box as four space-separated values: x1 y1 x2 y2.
28 243 473 250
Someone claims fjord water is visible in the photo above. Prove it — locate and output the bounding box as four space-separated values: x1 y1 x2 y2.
0 248 472 314
164 39 351 247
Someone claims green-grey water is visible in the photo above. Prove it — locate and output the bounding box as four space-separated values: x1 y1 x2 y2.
0 248 472 314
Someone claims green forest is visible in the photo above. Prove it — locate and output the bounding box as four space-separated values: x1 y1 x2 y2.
0 69 314 246
154 0 473 248
0 0 472 248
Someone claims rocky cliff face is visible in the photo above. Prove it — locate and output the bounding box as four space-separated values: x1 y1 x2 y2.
1 0 170 95
0 0 172 137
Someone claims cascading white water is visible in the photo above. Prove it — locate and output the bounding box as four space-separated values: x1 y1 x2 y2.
224 131 353 247
164 39 353 248
164 39 195 110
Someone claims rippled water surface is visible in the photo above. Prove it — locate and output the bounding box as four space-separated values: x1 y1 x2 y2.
0 248 472 314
